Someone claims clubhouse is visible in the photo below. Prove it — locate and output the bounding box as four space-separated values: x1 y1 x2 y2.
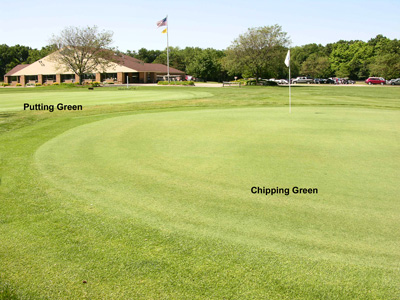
4 53 185 86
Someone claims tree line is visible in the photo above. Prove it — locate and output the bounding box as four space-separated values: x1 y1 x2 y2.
1 26 399 81
126 31 400 81
126 47 228 82
0 44 54 79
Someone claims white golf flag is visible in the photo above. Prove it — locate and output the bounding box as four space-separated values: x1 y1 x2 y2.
285 50 290 67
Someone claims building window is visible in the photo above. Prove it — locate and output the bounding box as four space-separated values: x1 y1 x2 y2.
82 73 96 80
43 74 56 81
61 74 75 82
26 75 38 82
11 76 19 82
101 73 117 81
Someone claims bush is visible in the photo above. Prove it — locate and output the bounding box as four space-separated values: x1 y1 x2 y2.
244 79 256 86
35 83 42 86
16 83 22 86
2 83 10 87
53 82 59 85
60 83 79 88
92 81 101 87
244 79 278 86
262 80 278 86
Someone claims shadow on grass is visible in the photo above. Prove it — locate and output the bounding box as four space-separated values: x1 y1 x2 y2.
0 282 23 300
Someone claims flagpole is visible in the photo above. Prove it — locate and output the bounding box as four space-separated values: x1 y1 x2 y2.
166 15 170 83
287 48 291 114
289 53 291 114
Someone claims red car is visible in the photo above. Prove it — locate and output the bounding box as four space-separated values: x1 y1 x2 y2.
365 77 386 85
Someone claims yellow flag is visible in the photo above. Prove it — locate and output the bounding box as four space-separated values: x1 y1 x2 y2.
162 28 167 34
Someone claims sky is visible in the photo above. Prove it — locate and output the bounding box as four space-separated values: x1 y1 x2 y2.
1 0 399 52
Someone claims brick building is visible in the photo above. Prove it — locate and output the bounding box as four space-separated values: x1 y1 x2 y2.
3 53 185 86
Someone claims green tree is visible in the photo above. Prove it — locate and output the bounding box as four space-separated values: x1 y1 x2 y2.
0 44 31 77
126 48 162 63
153 46 186 72
290 44 328 78
223 25 290 82
186 48 226 81
369 37 400 79
300 54 331 78
329 40 374 79
49 26 115 85
368 34 389 48
335 64 351 78
26 45 55 64
369 53 400 79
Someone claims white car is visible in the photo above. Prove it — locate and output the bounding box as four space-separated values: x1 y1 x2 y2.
292 77 313 84
275 79 288 84
388 78 400 85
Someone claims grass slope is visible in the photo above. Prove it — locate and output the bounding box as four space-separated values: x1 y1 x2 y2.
35 107 399 262
0 87 213 112
1 86 399 299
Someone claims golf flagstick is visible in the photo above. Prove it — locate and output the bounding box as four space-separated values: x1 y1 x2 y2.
285 49 291 113
166 15 170 83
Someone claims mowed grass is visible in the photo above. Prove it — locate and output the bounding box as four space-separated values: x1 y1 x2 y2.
0 86 213 112
0 85 400 299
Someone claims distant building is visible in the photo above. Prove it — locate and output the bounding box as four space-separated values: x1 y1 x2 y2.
4 53 185 85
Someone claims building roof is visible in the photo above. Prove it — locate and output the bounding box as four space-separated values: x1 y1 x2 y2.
116 54 185 74
6 52 184 77
5 64 30 76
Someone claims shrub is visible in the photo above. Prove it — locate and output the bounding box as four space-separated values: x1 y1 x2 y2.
2 83 10 87
92 81 101 87
16 83 22 86
262 80 278 86
60 83 78 87
244 79 278 86
35 83 42 86
53 82 60 85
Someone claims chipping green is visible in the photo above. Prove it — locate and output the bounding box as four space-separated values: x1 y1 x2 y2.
0 85 399 299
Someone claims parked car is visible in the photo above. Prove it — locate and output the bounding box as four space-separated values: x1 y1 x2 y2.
275 79 288 84
326 78 335 84
365 77 386 85
388 78 400 85
292 77 313 84
314 78 327 84
339 78 355 84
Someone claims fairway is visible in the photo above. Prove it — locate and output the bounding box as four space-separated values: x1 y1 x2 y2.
1 86 399 299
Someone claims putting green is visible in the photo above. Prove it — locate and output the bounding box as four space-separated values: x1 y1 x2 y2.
35 107 400 267
0 89 213 111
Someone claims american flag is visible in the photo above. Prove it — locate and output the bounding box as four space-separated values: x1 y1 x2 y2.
157 17 167 28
